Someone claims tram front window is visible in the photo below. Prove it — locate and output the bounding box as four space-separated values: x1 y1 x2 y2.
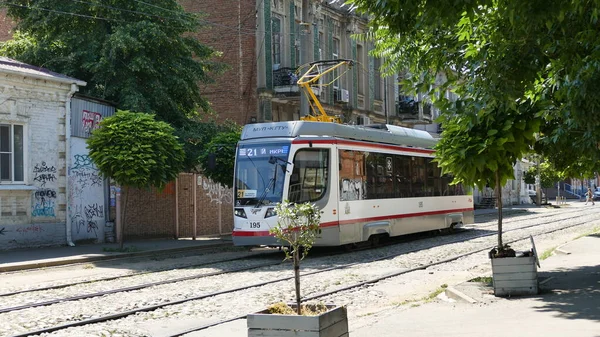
235 143 289 206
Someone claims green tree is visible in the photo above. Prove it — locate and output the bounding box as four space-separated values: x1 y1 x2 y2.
270 201 321 315
350 0 600 253
350 0 600 172
197 124 241 188
87 110 184 248
1 0 222 126
524 161 564 203
435 106 539 252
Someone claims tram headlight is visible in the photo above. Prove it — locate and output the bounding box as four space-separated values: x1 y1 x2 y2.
264 207 277 218
234 208 247 218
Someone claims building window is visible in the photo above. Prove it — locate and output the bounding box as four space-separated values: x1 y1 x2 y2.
272 17 282 69
357 44 364 95
333 38 340 89
374 57 382 100
0 124 24 183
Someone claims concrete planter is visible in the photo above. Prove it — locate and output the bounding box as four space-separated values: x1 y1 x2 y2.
491 255 538 296
247 304 348 337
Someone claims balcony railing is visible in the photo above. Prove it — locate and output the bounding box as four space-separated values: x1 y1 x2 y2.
273 67 298 86
396 95 418 116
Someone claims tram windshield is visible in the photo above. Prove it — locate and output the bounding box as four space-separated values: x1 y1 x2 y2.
234 143 290 206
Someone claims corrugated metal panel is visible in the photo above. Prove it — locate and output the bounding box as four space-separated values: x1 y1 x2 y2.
71 97 116 138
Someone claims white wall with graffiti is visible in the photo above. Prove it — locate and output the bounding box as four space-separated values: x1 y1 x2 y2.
68 133 106 242
0 58 87 250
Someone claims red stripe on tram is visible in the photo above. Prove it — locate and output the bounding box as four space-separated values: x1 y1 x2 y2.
232 208 473 237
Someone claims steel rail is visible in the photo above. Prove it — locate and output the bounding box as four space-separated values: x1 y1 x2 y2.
9 212 596 337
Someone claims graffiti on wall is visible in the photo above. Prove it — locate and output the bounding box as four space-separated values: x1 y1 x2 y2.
69 137 105 241
32 162 57 217
70 154 102 239
82 110 103 136
32 188 57 217
199 176 233 204
33 161 57 187
16 225 44 234
70 204 102 236
71 154 102 188
0 227 5 235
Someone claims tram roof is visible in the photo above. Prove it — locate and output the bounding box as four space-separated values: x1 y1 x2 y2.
240 121 438 149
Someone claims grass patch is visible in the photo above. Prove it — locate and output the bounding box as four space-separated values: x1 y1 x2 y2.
424 284 448 302
469 276 492 284
539 248 555 260
102 246 142 253
574 226 600 240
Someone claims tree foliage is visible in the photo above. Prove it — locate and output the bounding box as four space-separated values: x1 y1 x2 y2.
196 123 241 188
87 110 184 189
351 0 600 252
1 0 222 126
270 201 321 315
524 162 564 189
351 0 600 174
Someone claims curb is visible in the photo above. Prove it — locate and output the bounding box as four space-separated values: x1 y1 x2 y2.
444 286 477 304
0 242 230 273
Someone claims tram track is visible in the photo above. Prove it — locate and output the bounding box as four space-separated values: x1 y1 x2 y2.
0 204 578 298
6 209 598 337
168 215 598 337
0 250 278 298
0 205 580 311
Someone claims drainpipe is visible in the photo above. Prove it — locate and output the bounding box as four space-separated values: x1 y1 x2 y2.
65 83 79 247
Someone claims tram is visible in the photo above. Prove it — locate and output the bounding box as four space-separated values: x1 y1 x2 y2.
231 121 474 247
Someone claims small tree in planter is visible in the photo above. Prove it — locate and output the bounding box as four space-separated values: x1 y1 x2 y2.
436 107 540 257
269 200 322 315
247 201 348 337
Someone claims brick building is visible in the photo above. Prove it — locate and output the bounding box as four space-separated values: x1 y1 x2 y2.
0 2 448 244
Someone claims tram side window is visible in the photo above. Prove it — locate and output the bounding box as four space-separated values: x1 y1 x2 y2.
441 173 454 196
412 157 427 197
427 158 443 196
289 149 329 203
339 150 366 201
365 152 377 199
394 155 411 198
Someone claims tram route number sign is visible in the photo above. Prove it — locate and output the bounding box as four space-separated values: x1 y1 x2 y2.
239 145 289 158
237 190 257 198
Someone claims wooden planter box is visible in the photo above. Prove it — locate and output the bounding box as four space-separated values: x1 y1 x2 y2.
491 255 538 296
247 304 348 337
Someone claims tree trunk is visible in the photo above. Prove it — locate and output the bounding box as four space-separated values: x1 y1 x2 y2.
294 247 301 315
496 170 503 251
120 185 130 250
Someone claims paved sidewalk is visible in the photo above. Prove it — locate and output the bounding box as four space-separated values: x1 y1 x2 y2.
0 236 232 272
350 232 600 337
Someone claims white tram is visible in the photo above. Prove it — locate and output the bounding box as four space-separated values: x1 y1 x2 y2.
232 121 474 247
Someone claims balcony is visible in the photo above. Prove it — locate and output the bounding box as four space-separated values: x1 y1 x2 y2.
273 67 300 97
395 95 433 124
272 67 322 99
396 95 418 116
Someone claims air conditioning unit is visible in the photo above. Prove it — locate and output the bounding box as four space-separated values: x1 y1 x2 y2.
356 115 371 125
335 88 350 103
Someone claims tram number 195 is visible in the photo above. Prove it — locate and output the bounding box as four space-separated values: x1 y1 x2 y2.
249 222 261 228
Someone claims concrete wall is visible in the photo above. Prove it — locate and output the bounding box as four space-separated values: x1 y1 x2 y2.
0 72 74 249
68 137 106 243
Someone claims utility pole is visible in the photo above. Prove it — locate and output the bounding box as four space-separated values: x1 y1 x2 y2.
299 0 310 118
